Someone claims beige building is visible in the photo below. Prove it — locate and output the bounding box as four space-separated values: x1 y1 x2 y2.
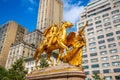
5 29 43 69
37 0 63 32
77 0 120 80
5 42 35 69
0 21 27 67
24 29 43 48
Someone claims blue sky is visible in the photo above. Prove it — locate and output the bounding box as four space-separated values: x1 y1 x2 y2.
0 0 90 32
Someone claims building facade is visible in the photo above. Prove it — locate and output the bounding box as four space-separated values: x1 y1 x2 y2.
77 0 120 80
24 29 43 48
5 42 35 69
5 29 43 69
37 0 63 32
0 21 27 67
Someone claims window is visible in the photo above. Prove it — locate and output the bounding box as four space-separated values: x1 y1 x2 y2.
95 16 100 20
90 47 96 51
90 53 97 57
82 60 88 64
83 65 89 69
83 54 87 58
104 76 112 80
97 35 104 39
95 21 101 24
98 40 105 44
96 25 102 29
114 1 120 7
102 63 110 67
101 57 108 61
108 43 116 48
103 69 110 73
97 29 103 33
85 71 89 75
109 49 117 53
113 19 120 23
88 37 95 41
83 49 87 53
115 76 120 80
107 38 115 42
113 68 120 72
104 22 111 26
100 51 107 55
106 32 113 37
89 42 96 46
116 30 120 34
88 32 94 36
88 19 93 23
112 14 120 19
87 28 94 31
103 13 109 17
92 70 100 74
114 24 120 28
78 22 84 26
117 36 120 40
88 23 93 27
91 58 98 62
99 45 106 49
91 64 99 68
103 17 110 22
111 9 119 14
111 55 119 60
105 27 112 31
112 61 120 66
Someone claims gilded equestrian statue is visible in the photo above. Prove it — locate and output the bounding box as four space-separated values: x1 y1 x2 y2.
33 22 73 69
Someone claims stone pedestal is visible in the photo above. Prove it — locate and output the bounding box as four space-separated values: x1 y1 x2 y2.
26 64 86 80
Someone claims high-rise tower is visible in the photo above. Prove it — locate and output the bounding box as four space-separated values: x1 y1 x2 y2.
36 0 63 32
0 21 27 67
77 0 120 80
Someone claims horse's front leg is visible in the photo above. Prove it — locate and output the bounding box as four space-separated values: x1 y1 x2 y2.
57 39 68 51
57 49 64 64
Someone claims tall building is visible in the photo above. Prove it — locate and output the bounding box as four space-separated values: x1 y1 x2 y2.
0 21 27 67
37 0 63 32
77 0 120 80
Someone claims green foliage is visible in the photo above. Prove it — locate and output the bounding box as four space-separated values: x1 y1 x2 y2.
92 72 105 80
8 58 28 80
0 66 9 80
39 57 49 68
0 58 28 80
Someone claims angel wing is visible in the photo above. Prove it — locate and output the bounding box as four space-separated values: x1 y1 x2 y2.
67 32 76 47
43 26 52 37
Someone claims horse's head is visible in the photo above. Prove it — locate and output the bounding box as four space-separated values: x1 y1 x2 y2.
61 21 73 28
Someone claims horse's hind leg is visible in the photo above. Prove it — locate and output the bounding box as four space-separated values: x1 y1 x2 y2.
47 53 53 66
35 57 39 69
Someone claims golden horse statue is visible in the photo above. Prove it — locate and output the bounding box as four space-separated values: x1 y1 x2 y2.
33 22 73 69
62 21 88 67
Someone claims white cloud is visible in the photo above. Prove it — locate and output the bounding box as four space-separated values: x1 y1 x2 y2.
63 0 85 32
28 7 34 12
21 0 37 13
29 0 36 4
